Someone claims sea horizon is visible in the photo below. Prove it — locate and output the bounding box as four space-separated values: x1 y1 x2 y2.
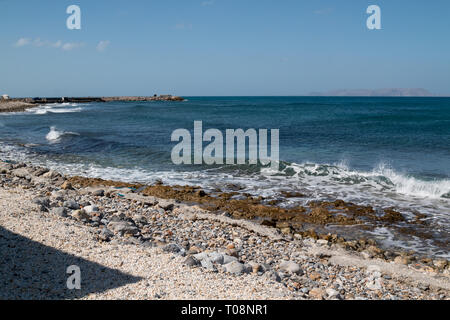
1 96 449 259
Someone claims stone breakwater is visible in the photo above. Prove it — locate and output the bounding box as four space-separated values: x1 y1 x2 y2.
0 95 184 113
0 160 449 300
0 100 36 113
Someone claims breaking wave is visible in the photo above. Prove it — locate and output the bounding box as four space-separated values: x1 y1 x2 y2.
27 103 83 115
46 126 80 143
274 162 450 200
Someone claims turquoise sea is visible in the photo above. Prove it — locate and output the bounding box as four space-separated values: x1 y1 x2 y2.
1 97 449 257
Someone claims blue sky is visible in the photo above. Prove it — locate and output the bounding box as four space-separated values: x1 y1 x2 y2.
1 0 449 96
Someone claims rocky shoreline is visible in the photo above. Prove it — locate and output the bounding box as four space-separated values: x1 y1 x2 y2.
0 100 36 113
0 160 449 299
0 95 185 113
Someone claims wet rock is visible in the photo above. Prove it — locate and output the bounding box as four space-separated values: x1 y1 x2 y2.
367 245 383 257
261 219 276 227
394 256 410 265
42 170 59 179
33 168 49 176
433 259 448 269
361 251 372 259
61 181 72 190
12 168 30 179
196 190 206 197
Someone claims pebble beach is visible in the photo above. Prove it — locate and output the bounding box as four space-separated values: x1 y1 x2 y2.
1 160 449 300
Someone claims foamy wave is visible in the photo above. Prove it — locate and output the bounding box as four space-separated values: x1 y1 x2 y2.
46 126 80 143
372 165 450 199
278 161 450 200
27 103 83 115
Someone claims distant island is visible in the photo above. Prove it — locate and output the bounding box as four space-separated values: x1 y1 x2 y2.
307 88 436 97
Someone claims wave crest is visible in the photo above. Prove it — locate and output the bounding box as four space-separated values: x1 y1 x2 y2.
27 103 83 115
276 162 450 199
46 126 80 143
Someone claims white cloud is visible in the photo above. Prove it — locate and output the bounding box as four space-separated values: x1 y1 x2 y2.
96 40 110 52
33 38 47 47
61 42 84 51
13 37 84 51
14 38 31 47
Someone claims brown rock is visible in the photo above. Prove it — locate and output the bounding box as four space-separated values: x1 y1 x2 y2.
309 288 325 300
433 259 448 269
226 248 239 258
280 227 292 235
394 256 410 265
61 181 73 190
188 246 201 254
248 261 262 274
226 243 235 250
367 245 383 256
309 272 321 281
71 209 89 221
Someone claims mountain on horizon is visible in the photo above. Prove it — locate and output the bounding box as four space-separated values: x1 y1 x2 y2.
308 88 435 97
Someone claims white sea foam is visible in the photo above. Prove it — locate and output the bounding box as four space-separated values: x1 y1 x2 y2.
273 161 450 200
46 126 80 143
1 142 448 256
26 103 83 115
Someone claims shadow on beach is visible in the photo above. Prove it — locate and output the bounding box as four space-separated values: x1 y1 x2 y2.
0 226 142 300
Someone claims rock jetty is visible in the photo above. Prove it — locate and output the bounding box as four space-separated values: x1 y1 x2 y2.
0 95 185 113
